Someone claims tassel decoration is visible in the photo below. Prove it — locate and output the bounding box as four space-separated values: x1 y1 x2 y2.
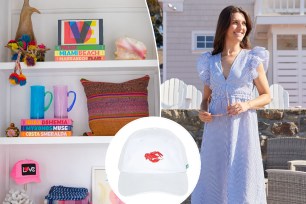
8 52 27 86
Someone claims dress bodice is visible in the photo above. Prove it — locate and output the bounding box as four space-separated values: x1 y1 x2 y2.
197 46 269 114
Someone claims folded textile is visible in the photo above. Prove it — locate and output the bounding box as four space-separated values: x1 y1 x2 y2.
45 185 88 201
44 193 90 204
44 192 90 204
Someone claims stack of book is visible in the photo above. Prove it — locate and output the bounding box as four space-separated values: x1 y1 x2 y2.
20 119 73 137
54 44 105 61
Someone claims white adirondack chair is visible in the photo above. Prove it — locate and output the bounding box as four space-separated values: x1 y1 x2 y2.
252 86 259 99
252 84 289 109
160 78 187 109
160 78 203 109
185 84 203 109
267 84 290 109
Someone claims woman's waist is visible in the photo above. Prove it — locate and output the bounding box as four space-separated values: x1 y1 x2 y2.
210 93 252 101
209 95 251 115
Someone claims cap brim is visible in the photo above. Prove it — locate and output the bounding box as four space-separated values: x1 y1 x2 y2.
14 177 41 185
118 172 188 196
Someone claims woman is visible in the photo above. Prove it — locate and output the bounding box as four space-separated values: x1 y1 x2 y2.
191 6 271 204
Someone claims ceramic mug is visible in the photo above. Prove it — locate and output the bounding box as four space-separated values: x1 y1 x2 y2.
53 85 76 118
30 85 53 119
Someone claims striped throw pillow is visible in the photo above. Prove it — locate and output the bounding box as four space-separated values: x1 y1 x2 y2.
80 75 150 136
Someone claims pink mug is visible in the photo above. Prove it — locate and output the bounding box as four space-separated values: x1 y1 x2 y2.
53 85 76 118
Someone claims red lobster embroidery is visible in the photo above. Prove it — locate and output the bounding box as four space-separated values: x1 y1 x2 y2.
144 151 163 163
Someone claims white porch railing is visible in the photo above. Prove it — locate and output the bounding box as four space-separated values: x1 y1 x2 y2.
255 0 305 15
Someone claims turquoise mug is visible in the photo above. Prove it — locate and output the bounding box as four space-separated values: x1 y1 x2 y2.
30 85 53 119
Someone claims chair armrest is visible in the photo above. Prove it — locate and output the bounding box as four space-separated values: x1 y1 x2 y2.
288 160 306 171
266 169 306 203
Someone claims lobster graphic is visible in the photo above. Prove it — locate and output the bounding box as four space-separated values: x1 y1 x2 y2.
145 151 163 163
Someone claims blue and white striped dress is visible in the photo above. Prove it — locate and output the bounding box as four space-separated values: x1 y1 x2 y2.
191 47 268 204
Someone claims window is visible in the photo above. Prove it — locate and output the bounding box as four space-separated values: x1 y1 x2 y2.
277 34 297 50
192 31 214 52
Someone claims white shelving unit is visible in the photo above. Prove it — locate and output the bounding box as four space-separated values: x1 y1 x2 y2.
0 60 160 137
0 136 114 145
0 60 159 70
0 0 160 203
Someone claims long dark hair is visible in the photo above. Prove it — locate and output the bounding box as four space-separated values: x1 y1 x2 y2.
212 6 252 55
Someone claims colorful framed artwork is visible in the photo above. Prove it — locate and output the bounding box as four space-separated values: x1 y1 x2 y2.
92 167 124 204
58 19 103 45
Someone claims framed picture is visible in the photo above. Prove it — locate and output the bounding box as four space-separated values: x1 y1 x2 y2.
58 19 103 45
92 167 124 204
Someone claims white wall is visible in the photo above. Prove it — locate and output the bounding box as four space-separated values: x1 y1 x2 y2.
0 0 9 62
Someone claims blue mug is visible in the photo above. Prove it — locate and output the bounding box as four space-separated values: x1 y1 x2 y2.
30 85 53 119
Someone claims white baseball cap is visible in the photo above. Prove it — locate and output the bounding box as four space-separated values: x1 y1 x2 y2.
118 127 189 196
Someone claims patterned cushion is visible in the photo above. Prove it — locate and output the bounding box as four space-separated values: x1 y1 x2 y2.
80 75 150 136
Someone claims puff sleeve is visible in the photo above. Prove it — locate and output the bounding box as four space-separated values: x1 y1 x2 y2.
197 52 212 86
249 46 269 80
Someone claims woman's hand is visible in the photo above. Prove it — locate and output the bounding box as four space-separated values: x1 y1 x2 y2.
198 110 213 123
227 102 250 116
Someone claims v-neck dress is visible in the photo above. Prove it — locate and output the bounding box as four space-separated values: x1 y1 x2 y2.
191 47 269 204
